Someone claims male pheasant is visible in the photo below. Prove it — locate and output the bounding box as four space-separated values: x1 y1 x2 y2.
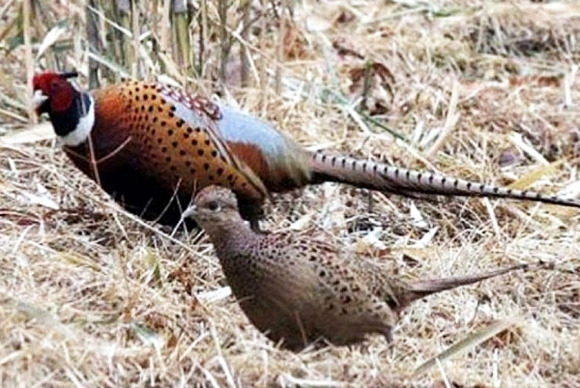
185 186 535 350
32 71 580 228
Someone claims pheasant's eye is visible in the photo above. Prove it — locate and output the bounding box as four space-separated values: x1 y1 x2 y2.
206 201 220 211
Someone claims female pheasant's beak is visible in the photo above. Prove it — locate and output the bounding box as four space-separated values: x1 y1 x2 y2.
181 205 197 220
32 89 49 113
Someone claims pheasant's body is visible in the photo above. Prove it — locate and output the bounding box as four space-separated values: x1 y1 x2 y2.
58 82 278 224
211 228 396 349
187 186 530 351
32 71 580 228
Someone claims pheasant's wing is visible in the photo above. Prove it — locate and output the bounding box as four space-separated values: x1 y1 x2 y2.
214 103 312 189
347 258 411 310
305 233 406 310
157 84 270 200
293 237 397 340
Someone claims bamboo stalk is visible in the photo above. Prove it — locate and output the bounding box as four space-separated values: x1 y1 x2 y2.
86 0 101 88
258 0 267 90
240 0 251 87
275 1 288 94
131 0 140 77
218 0 228 86
171 0 191 75
115 0 133 74
22 0 35 122
155 0 171 76
197 0 207 78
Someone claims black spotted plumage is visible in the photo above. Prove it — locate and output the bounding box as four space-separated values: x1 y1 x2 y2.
186 186 530 351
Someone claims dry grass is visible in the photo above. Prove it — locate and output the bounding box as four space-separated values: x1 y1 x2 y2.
1 0 580 386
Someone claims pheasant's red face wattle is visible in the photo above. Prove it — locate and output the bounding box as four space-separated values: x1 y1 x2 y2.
32 72 75 113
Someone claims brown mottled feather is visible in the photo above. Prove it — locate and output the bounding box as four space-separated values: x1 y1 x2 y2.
186 186 530 351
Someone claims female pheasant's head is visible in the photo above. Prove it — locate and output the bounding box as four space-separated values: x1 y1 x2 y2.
32 71 95 147
182 186 245 231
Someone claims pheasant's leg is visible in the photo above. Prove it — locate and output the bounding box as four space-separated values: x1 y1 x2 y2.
382 328 394 344
249 219 262 233
238 197 268 233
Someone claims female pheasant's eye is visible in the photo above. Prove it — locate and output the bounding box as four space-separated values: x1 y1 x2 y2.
207 201 220 211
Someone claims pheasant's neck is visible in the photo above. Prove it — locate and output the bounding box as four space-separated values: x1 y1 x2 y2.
205 220 259 260
50 91 95 147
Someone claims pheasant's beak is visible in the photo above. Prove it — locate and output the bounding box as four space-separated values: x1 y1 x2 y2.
181 205 197 220
31 90 49 112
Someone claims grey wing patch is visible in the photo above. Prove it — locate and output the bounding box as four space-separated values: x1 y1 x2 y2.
215 104 297 162
157 84 269 198
158 83 286 162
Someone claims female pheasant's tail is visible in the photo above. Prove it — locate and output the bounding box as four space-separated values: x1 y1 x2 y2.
393 263 530 312
309 152 580 208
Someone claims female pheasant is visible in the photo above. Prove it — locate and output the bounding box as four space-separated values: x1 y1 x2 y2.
185 186 534 350
32 71 580 228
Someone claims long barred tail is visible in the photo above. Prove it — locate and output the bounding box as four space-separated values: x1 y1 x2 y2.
309 152 580 208
394 263 530 311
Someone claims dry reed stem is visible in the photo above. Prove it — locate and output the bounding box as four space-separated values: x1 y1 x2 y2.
21 0 34 122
